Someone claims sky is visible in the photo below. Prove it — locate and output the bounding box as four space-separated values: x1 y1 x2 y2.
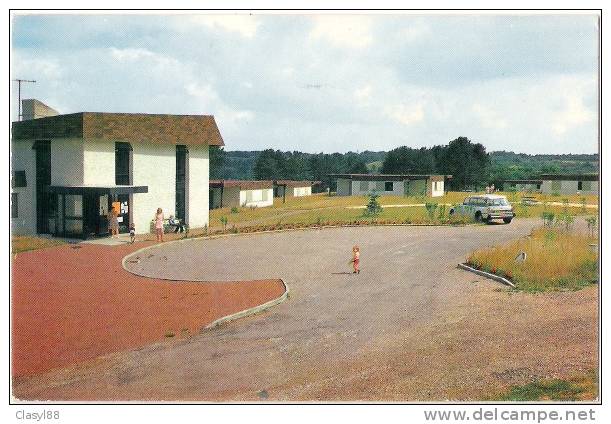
11 13 599 154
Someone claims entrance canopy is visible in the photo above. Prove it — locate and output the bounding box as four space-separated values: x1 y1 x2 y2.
46 185 148 195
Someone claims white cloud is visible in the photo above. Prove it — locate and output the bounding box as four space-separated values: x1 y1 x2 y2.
551 94 595 135
384 103 425 126
309 16 373 49
109 47 155 61
354 85 372 106
472 104 508 129
187 15 260 38
400 23 431 42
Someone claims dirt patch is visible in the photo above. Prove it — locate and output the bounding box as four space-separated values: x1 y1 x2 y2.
11 242 285 377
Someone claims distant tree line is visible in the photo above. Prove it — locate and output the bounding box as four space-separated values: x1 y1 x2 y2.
209 139 598 192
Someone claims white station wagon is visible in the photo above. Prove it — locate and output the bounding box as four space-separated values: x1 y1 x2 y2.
449 194 515 224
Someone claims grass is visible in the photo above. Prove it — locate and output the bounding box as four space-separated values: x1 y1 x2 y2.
494 370 598 401
467 226 598 292
12 236 66 254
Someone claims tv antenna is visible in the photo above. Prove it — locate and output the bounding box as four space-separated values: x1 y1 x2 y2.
13 79 36 121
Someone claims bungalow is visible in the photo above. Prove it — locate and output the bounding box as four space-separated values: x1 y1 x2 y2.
329 174 449 197
273 180 320 201
209 180 274 209
539 174 599 195
502 179 542 192
11 110 224 238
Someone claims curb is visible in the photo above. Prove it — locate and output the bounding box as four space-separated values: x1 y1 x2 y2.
203 279 289 331
457 263 516 288
122 222 476 275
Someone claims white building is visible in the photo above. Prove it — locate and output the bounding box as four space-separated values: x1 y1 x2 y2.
502 179 542 192
273 180 319 201
539 174 599 195
209 180 274 209
330 174 448 197
11 111 224 238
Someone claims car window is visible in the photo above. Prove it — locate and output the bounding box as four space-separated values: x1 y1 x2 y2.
488 198 509 206
463 197 471 205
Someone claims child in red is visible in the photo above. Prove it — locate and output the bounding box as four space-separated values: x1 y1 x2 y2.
352 245 360 274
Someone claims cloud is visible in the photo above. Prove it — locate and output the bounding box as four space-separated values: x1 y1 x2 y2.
187 14 260 38
471 104 508 129
353 85 372 106
309 16 373 49
551 94 596 135
384 103 425 126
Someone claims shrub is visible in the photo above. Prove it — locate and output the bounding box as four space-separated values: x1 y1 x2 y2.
231 207 239 214
425 202 438 220
541 211 555 227
219 216 228 232
364 193 383 216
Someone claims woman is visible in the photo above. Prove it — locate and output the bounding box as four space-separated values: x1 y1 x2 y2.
155 207 164 242
111 208 120 237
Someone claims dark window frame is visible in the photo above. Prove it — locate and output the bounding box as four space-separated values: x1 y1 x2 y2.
578 181 583 190
12 170 27 188
115 142 132 186
384 181 394 192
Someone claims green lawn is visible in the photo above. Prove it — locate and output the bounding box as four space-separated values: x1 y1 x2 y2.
493 370 598 401
12 236 66 254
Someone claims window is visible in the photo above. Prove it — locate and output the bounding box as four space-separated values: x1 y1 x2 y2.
359 181 369 192
175 145 187 219
12 171 27 188
536 184 541 190
578 181 583 190
385 181 394 192
115 142 132 185
11 193 18 218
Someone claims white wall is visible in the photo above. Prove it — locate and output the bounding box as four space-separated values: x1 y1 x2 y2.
240 188 274 208
336 178 351 196
350 179 405 196
11 140 37 235
430 180 445 197
187 145 209 228
83 139 114 185
541 180 599 195
130 142 176 234
293 186 312 197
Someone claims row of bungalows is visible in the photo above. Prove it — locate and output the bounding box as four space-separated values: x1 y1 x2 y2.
503 174 598 195
209 180 320 209
329 173 450 197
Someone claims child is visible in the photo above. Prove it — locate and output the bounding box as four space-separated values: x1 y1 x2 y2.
129 223 136 244
351 245 360 274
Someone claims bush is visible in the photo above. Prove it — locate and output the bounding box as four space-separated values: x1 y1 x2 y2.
219 216 228 232
364 193 383 216
425 202 438 220
231 207 239 214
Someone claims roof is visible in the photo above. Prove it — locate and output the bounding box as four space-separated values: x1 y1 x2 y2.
468 194 508 199
46 185 148 195
210 180 273 190
539 174 598 181
273 180 321 187
12 112 225 147
328 173 450 181
503 179 543 184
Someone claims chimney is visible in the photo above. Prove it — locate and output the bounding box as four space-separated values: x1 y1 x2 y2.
21 99 59 120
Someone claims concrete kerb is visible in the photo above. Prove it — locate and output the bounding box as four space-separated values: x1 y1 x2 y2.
203 279 289 331
457 263 516 288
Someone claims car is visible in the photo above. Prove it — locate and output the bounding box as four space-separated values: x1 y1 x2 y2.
449 194 515 224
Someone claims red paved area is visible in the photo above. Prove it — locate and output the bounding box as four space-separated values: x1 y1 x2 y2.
11 241 285 377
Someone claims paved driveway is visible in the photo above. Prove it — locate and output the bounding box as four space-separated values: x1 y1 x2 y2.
14 219 598 401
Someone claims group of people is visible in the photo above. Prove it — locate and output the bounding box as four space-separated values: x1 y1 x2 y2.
106 206 184 243
154 208 185 242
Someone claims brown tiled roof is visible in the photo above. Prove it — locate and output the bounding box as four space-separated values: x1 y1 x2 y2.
329 173 450 181
539 174 598 181
503 179 543 184
210 180 273 190
273 180 320 187
12 112 224 147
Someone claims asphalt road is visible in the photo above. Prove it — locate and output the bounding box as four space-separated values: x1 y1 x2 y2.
14 219 597 401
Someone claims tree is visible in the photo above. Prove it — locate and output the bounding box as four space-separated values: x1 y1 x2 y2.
436 137 490 191
253 149 288 180
209 146 226 179
381 146 435 174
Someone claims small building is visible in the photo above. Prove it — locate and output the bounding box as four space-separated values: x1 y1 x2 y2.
209 180 274 209
11 109 224 238
329 174 448 197
502 179 542 192
539 174 598 195
273 180 320 201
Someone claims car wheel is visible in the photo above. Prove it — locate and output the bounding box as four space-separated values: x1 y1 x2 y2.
503 217 512 224
449 209 455 216
474 211 482 222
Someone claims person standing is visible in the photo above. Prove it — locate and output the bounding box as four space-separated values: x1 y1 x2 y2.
155 208 165 242
351 245 360 274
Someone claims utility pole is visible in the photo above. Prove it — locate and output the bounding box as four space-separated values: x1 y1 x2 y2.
13 79 36 121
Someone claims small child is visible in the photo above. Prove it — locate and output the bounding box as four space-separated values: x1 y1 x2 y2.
129 223 136 244
352 245 360 274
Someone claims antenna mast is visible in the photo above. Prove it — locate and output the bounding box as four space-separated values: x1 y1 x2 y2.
13 79 36 121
